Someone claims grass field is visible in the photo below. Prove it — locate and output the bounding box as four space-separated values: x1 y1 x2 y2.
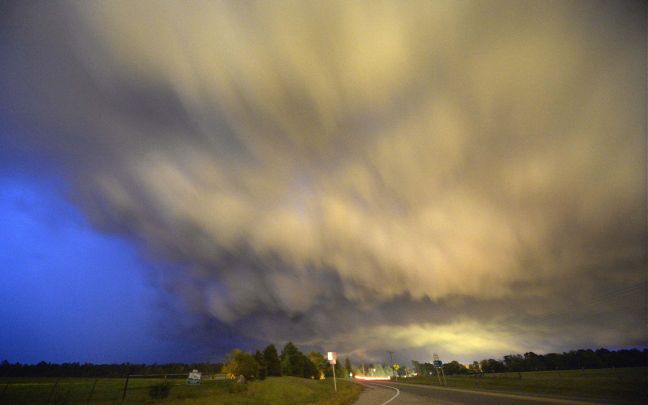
395 367 648 403
0 376 362 405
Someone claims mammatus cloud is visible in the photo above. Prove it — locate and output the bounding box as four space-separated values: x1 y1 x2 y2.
1 0 645 363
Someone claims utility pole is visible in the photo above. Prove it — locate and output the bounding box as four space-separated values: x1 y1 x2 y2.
387 351 395 377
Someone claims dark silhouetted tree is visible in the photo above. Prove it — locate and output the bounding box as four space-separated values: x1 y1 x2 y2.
503 354 526 372
442 360 469 375
254 350 267 380
344 357 352 377
281 342 299 376
308 352 326 379
280 342 318 379
263 344 281 376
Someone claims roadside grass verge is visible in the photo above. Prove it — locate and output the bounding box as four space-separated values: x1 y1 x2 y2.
0 376 362 404
394 367 647 403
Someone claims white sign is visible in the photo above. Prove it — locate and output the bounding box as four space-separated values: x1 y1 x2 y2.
187 369 202 384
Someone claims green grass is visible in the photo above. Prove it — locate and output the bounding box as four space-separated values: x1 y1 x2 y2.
0 376 362 405
395 367 648 403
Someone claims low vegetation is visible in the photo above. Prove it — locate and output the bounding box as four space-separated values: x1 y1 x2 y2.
0 376 362 404
395 367 648 403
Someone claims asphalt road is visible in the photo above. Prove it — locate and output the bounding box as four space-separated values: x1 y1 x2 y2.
353 381 601 405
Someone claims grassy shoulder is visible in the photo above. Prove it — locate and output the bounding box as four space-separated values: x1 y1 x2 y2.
235 377 361 405
394 367 647 403
0 376 362 405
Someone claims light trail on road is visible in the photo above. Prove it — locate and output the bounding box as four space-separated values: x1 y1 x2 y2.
354 376 392 381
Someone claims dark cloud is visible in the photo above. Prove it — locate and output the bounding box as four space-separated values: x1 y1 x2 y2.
1 0 645 363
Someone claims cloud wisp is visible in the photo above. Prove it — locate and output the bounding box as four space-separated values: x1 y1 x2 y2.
1 0 645 362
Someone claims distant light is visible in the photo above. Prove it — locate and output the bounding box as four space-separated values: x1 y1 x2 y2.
354 375 391 381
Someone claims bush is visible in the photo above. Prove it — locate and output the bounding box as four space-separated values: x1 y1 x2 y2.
149 381 173 399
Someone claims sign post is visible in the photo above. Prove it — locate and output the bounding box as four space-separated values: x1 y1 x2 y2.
327 352 337 392
433 354 446 386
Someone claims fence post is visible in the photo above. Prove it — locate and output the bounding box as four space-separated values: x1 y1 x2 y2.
86 378 98 404
121 375 130 403
46 378 60 404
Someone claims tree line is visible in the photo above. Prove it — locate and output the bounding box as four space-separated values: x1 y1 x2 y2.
222 342 351 381
0 360 222 378
5 346 643 379
413 348 647 376
0 342 353 380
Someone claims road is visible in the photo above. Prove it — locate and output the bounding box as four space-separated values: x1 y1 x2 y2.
353 380 602 405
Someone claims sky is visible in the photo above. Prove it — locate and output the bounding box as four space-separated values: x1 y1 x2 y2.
0 0 646 366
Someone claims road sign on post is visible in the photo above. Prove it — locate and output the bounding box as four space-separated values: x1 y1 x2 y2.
387 351 395 377
327 352 337 362
327 352 337 392
433 354 446 386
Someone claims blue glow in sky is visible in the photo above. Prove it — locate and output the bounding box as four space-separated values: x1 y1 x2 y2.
0 176 180 363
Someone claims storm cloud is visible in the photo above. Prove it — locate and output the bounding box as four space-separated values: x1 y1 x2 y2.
1 0 645 363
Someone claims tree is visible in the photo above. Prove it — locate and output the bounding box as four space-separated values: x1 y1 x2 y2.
222 349 259 380
503 354 525 372
281 342 299 376
280 342 318 379
308 352 327 379
254 350 267 380
524 352 545 371
442 361 468 375
344 357 352 378
303 356 319 379
544 353 566 370
468 361 481 374
263 344 282 376
480 358 506 373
